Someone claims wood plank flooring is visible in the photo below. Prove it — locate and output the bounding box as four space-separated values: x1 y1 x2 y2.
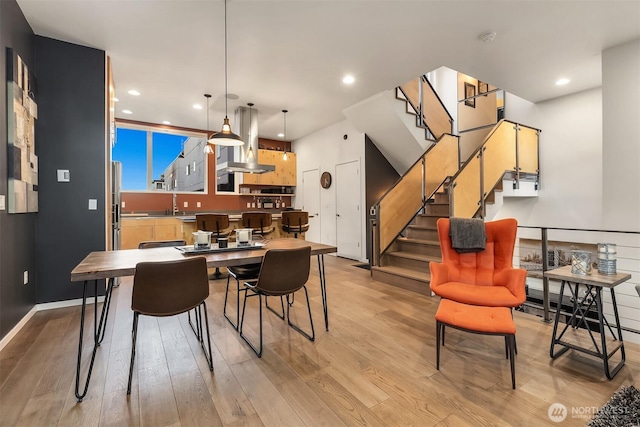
1 255 638 426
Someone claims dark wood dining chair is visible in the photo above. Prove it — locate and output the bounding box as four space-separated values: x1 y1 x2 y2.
281 210 309 238
239 246 314 357
127 256 213 395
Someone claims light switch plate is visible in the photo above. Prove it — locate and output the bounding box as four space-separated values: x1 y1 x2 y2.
0 195 5 211
196 202 201 208
57 169 70 182
183 202 188 208
88 199 97 210
121 201 126 208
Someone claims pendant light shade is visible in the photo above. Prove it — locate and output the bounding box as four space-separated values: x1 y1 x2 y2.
203 94 214 154
207 0 244 147
281 109 288 161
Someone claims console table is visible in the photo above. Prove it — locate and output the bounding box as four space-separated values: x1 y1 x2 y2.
544 265 630 379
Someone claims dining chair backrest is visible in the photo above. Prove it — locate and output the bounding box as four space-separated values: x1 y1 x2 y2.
132 257 209 316
196 214 231 236
255 246 311 296
138 240 186 249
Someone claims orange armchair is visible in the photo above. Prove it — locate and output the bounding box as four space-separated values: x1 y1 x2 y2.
429 218 527 307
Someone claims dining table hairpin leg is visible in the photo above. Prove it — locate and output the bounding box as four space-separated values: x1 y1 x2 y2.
317 254 329 331
75 277 115 402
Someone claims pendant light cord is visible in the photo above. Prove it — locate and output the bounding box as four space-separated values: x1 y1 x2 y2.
224 0 229 119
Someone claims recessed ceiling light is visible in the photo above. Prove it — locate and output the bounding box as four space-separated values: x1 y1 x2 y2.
128 89 140 96
112 97 119 102
556 78 570 86
122 109 133 115
277 133 284 138
162 120 171 125
193 104 203 110
342 75 355 85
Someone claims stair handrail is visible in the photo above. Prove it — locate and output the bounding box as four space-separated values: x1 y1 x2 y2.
398 76 453 140
448 119 541 218
372 133 459 262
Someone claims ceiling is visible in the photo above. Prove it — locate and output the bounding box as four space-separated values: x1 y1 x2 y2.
17 0 640 141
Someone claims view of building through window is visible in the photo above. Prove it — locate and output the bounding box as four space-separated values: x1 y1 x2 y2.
113 124 207 192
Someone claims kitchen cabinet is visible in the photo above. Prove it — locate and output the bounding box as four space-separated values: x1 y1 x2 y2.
243 150 296 186
121 217 183 249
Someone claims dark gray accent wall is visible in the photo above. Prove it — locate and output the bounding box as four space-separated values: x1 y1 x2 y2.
34 37 106 303
0 0 37 339
364 135 400 262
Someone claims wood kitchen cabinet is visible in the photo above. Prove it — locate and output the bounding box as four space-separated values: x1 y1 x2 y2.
243 149 296 186
121 217 183 249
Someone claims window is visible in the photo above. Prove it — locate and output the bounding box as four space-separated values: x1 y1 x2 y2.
113 122 207 192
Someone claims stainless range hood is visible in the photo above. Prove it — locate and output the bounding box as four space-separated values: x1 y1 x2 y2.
216 105 275 174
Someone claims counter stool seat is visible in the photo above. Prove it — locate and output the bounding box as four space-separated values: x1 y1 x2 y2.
241 212 275 238
435 299 517 389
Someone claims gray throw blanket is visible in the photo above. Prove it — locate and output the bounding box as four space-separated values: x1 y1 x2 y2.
450 217 486 253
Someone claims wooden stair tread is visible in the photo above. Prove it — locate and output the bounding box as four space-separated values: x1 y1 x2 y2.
418 213 447 218
397 236 440 246
407 224 437 231
385 251 439 262
371 265 431 283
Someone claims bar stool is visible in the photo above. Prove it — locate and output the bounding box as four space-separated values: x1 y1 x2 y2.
241 212 275 238
196 214 232 278
281 210 309 238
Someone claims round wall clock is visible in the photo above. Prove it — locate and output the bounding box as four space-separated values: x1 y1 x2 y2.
321 171 332 189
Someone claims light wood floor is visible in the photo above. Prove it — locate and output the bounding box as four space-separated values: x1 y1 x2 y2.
1 255 638 426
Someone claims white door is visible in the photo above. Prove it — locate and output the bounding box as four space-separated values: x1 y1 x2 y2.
336 160 361 260
302 169 321 243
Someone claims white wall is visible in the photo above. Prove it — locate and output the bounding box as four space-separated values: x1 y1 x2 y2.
499 88 603 229
602 39 640 232
294 120 367 261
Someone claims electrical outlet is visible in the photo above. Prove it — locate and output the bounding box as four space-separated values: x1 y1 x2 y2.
196 202 201 208
23 271 28 285
251 202 256 208
246 202 251 208
183 201 188 208
121 201 126 208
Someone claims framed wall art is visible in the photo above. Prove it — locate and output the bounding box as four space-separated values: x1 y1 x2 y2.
464 82 476 108
6 48 38 213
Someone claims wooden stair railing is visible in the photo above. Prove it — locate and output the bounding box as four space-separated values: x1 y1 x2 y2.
399 75 453 141
373 133 459 263
449 120 540 218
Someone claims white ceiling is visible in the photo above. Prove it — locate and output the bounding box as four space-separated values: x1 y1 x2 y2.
17 0 640 141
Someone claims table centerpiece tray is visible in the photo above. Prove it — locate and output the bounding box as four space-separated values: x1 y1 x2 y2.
176 241 266 255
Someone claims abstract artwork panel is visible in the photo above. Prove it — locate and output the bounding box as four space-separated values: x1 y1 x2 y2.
7 48 38 213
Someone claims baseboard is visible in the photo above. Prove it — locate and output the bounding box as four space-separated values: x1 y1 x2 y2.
0 296 106 352
0 306 36 352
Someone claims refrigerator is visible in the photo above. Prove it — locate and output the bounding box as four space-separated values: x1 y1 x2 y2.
111 161 122 285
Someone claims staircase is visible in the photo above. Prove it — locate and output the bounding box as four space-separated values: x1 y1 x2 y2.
371 191 449 295
369 74 540 295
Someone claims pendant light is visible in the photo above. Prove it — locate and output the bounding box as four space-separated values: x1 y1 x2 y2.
203 94 214 154
246 103 255 160
207 0 244 147
281 109 288 161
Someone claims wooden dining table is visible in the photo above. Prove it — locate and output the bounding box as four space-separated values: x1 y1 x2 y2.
70 238 337 402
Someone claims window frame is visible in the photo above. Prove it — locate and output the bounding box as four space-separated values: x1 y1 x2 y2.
114 121 209 194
